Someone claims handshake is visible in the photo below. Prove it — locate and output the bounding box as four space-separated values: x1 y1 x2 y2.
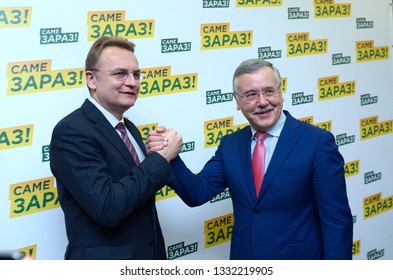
145 126 182 162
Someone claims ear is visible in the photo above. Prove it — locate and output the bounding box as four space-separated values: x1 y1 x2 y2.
233 96 241 110
85 71 97 91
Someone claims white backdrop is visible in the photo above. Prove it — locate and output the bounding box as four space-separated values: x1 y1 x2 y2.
1 0 392 260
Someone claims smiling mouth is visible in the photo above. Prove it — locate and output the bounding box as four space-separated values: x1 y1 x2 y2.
121 91 136 96
254 107 274 116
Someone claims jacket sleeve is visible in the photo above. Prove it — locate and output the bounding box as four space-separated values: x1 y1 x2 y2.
169 145 228 207
312 130 353 259
50 118 173 228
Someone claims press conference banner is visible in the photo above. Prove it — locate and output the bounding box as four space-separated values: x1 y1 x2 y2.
1 0 392 260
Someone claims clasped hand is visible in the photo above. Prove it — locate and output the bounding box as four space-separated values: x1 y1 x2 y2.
146 126 182 162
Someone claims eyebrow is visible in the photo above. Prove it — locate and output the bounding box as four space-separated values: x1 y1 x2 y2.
243 86 276 93
111 68 141 73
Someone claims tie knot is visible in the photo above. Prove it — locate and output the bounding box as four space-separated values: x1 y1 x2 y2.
116 122 126 133
255 131 268 142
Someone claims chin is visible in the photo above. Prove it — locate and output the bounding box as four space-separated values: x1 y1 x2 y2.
253 120 274 131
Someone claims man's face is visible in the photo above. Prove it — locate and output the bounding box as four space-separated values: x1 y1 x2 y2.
86 46 140 119
234 67 284 132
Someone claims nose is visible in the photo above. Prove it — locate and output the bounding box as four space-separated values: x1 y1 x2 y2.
124 73 137 86
256 93 269 105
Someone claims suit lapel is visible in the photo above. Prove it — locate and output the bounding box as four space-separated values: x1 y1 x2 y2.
81 99 135 167
237 126 259 202
257 112 302 201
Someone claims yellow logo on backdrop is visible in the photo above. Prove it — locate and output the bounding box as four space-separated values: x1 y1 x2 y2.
137 122 159 141
352 240 360 257
318 75 356 101
204 117 248 148
200 23 252 50
356 40 389 62
236 0 282 7
137 121 195 155
281 77 287 93
9 176 59 218
139 66 198 97
204 213 233 248
363 192 393 220
7 59 84 95
344 160 359 178
0 124 34 150
0 6 31 27
359 116 393 140
18 244 37 260
136 121 183 202
87 10 154 41
156 185 177 201
314 0 351 18
298 116 332 132
287 32 328 57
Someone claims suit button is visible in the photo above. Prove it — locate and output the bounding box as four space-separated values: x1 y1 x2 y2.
253 209 260 214
149 240 154 246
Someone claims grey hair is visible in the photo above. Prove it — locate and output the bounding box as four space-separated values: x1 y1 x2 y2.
232 59 282 93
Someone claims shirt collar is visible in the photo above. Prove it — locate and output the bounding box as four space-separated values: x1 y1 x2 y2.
88 97 123 128
250 110 286 139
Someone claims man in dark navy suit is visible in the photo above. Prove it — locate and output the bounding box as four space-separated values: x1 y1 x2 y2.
147 59 353 260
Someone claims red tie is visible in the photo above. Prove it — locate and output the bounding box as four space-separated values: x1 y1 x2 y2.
252 132 268 197
116 122 140 165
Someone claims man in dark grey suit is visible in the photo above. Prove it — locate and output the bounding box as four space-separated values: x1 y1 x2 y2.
50 36 182 260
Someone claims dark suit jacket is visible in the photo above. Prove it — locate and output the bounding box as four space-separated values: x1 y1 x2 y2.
170 110 353 260
50 99 172 260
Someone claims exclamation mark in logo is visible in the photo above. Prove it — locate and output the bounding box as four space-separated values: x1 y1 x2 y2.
22 7 32 26
281 78 287 93
79 70 84 84
23 8 29 24
25 127 31 143
148 21 154 36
